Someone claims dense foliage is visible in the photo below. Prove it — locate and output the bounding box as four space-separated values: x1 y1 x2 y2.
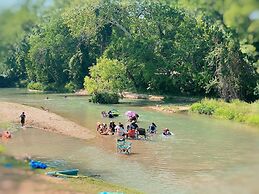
0 0 258 101
84 57 131 94
190 99 259 126
90 92 120 104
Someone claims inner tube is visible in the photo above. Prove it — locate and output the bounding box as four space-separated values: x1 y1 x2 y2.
109 109 119 116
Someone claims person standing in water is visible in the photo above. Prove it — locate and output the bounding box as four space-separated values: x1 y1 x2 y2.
20 112 26 127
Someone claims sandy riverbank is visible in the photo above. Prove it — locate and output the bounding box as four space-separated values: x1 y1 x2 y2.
74 90 164 101
122 92 164 101
0 166 82 194
146 104 190 113
0 156 142 194
0 102 95 140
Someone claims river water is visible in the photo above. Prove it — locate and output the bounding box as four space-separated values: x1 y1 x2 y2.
0 88 259 194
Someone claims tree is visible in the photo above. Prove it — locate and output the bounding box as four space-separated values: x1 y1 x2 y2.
84 57 131 94
28 13 78 87
0 2 39 85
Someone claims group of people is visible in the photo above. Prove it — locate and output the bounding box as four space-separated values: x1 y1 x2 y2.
97 121 128 136
97 117 173 138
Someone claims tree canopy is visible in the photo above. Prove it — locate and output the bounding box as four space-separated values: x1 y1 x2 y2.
0 0 258 101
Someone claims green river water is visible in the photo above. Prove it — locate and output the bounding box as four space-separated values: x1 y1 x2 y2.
0 88 259 194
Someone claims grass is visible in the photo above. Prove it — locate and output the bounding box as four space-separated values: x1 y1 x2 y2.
66 177 144 194
190 98 259 127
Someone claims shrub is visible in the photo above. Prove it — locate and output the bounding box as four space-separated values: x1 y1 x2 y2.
190 103 203 113
65 82 77 93
246 115 259 125
27 82 67 92
91 92 119 104
190 98 259 126
214 107 236 120
190 99 218 115
27 82 44 91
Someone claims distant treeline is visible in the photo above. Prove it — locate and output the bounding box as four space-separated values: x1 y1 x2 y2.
0 0 258 101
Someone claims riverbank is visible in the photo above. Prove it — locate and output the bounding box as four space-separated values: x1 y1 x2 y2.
0 102 95 140
146 104 190 113
122 92 164 101
144 96 199 113
74 90 165 101
0 154 143 194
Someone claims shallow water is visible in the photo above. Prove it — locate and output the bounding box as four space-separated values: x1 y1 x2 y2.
1 88 259 194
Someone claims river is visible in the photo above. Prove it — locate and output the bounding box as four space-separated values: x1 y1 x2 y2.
0 88 259 194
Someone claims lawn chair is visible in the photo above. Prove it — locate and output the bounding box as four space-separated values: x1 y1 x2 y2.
116 138 132 154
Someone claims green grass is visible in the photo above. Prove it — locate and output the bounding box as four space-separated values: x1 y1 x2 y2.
190 99 259 127
0 145 5 153
66 176 144 194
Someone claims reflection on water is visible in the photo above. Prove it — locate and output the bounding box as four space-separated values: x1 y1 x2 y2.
1 88 259 194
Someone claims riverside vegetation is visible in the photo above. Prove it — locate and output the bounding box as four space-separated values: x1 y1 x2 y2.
190 99 259 126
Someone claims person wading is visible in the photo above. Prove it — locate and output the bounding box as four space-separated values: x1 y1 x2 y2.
20 112 26 127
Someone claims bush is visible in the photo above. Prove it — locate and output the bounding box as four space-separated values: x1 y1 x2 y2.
246 115 259 125
190 99 219 115
28 82 70 92
190 98 259 126
65 82 77 93
84 57 131 94
214 107 236 120
27 82 44 91
91 92 119 104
